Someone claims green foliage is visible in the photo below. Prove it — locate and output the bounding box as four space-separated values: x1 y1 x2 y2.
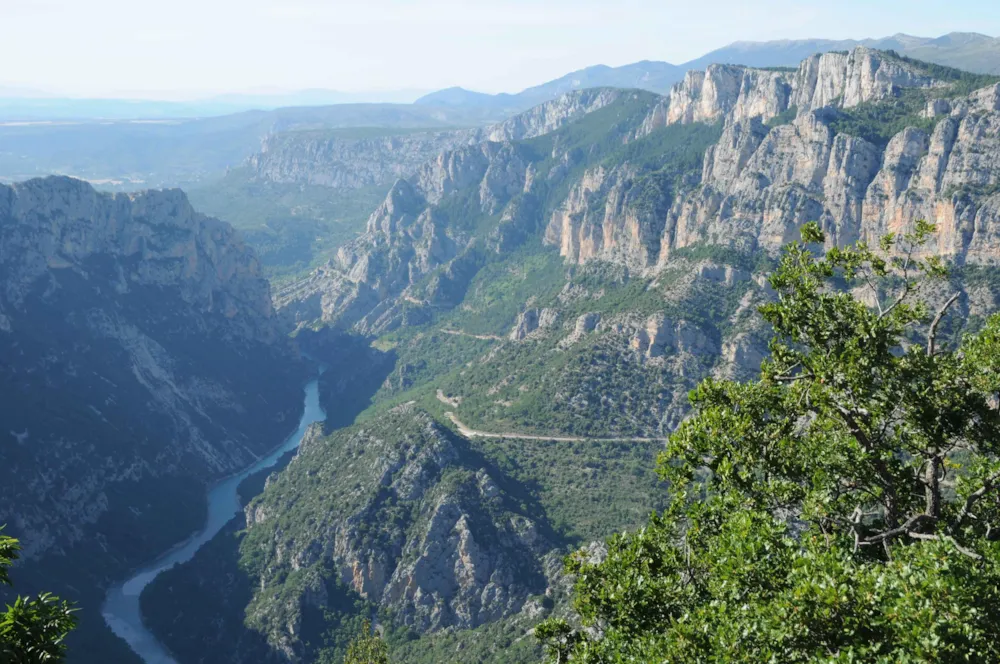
0 530 14 588
0 529 78 663
540 223 1000 662
765 104 799 127
668 242 776 274
188 171 388 282
882 50 1000 96
441 248 567 336
825 53 1000 149
607 120 724 174
525 93 721 212
465 436 669 545
386 617 542 664
827 89 938 148
342 620 389 664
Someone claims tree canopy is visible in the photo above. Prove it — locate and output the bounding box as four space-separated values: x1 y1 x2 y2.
343 619 389 664
0 528 77 663
538 222 1000 662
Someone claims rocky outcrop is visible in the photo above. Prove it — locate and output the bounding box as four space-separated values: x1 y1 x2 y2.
0 176 304 565
508 307 558 341
545 50 1000 268
658 79 1000 262
544 164 668 269
274 111 563 333
660 111 884 256
509 309 540 341
246 130 479 189
239 406 554 657
246 89 625 192
0 176 279 343
630 314 718 360
656 47 942 129
482 88 625 142
859 90 1000 261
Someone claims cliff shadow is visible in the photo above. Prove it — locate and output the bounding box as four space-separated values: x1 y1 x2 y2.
294 328 398 433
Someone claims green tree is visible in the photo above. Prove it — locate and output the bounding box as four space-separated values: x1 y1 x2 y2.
342 619 389 664
0 527 77 663
538 222 1000 663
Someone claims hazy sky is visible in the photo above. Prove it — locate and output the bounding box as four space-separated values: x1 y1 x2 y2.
1 0 998 99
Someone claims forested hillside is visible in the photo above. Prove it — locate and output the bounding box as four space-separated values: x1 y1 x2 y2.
139 46 1000 663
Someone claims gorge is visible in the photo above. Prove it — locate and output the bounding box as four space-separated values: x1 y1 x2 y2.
103 376 326 664
3 36 1000 664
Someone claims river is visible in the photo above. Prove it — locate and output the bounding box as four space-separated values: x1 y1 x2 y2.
102 376 327 664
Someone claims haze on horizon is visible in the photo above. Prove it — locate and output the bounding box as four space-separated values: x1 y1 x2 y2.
1 0 998 100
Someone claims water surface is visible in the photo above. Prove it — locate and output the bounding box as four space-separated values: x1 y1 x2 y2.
102 378 326 663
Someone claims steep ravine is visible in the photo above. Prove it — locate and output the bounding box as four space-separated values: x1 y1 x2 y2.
0 176 308 662
112 47 1000 664
104 375 327 664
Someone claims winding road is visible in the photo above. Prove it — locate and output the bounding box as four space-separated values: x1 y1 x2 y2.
444 411 668 444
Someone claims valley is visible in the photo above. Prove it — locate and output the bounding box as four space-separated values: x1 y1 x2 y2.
127 45 1000 663
103 376 326 664
3 25 1000 664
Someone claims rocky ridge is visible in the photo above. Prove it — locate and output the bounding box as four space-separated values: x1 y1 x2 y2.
275 47 1000 336
273 89 672 333
0 176 304 566
245 89 624 193
544 46 1000 268
234 405 557 661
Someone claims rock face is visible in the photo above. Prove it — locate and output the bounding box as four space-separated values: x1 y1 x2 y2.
544 164 667 269
246 89 625 193
508 307 559 341
542 47 1000 268
274 139 539 334
509 308 540 340
662 111 884 256
274 89 666 334
481 88 625 142
0 176 304 567
658 47 941 128
630 315 718 360
246 130 480 190
238 406 554 659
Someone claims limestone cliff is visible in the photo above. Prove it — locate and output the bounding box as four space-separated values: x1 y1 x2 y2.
246 89 625 193
660 83 1000 263
546 47 1000 269
236 405 556 661
245 130 479 190
274 139 540 334
0 176 304 570
273 89 674 333
650 46 942 130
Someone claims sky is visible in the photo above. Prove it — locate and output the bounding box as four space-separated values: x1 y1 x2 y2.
1 0 998 99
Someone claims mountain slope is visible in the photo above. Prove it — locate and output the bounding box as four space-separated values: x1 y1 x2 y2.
135 47 1000 664
0 176 307 662
0 103 504 192
416 61 684 110
688 32 1000 74
416 32 1000 112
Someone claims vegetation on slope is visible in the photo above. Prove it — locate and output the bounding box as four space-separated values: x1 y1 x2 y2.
827 52 1000 149
540 223 1000 662
188 170 389 283
1 529 77 662
883 49 1000 96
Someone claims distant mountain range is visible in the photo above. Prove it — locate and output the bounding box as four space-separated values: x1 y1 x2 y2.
0 89 431 122
2 32 997 122
416 32 1000 111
